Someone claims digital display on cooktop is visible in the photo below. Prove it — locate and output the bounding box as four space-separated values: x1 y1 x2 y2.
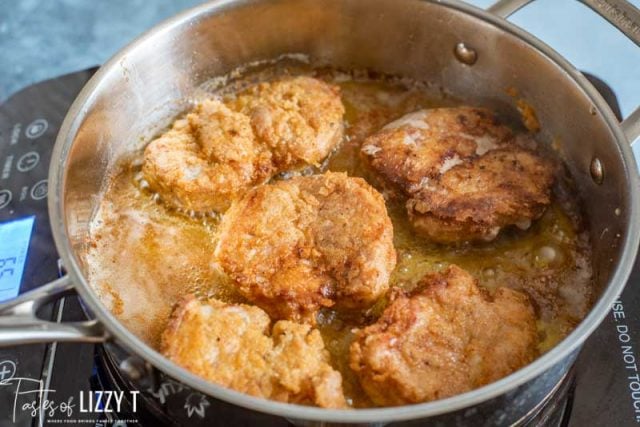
0 215 34 301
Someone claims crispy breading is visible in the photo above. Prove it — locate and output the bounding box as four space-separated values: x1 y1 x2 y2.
349 265 538 406
408 148 555 242
215 172 396 321
142 101 272 213
161 296 347 408
361 107 554 243
143 77 344 213
228 76 344 169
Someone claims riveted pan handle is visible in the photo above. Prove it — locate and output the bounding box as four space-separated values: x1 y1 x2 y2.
0 275 107 346
580 0 640 48
488 0 640 147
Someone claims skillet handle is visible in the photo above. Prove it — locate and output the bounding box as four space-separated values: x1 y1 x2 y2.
487 0 640 147
0 275 107 346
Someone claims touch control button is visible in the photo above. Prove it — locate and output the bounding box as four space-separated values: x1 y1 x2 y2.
16 152 40 172
25 119 48 140
0 190 11 210
30 180 47 200
0 359 16 381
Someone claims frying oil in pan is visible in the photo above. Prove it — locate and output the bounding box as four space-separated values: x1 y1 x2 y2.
86 60 593 408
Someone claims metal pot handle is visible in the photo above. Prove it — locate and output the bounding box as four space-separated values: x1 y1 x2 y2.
0 275 107 346
488 0 640 146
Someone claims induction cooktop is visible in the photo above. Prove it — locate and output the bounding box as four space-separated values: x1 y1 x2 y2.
0 69 638 427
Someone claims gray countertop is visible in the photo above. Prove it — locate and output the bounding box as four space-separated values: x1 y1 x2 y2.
0 0 202 99
1 0 639 118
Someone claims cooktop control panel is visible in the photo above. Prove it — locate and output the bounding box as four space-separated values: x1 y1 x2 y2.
0 69 95 427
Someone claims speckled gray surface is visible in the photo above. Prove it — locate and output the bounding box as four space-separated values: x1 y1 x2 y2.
1 0 639 117
0 0 202 100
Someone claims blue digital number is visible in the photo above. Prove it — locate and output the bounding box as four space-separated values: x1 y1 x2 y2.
0 216 35 302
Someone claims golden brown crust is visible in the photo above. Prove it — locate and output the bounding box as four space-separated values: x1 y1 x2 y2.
215 172 396 321
161 296 347 408
160 295 274 396
361 107 554 243
142 101 272 213
228 76 345 169
143 77 344 213
408 148 555 243
349 265 538 406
